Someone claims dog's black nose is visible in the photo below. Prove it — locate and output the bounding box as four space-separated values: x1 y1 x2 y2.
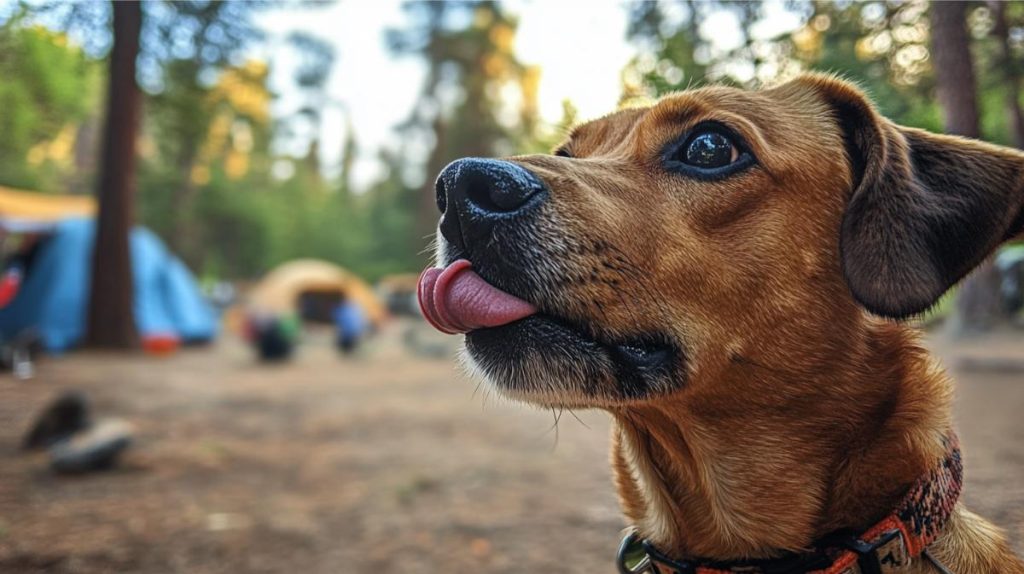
435 158 546 247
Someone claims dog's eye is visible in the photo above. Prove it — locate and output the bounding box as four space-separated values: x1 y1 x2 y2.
683 132 737 168
663 123 754 180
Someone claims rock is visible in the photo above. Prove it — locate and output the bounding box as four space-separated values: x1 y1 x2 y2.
50 419 134 474
22 391 91 450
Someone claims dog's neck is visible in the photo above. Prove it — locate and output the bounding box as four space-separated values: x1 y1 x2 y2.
608 318 952 561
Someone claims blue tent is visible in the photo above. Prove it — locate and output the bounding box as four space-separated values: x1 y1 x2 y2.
0 218 217 352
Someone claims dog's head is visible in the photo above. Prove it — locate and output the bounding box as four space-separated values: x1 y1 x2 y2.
419 74 1024 408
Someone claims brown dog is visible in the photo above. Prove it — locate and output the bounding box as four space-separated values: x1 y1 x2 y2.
418 74 1024 573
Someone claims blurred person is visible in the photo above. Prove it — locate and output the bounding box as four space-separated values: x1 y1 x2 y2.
333 293 366 355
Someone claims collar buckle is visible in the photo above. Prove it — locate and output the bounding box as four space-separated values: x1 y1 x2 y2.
617 531 696 574
829 529 905 574
617 530 653 574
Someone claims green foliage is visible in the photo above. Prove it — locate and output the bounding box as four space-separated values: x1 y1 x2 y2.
136 151 421 282
620 0 1016 142
795 1 941 131
387 1 543 245
194 173 278 279
623 0 710 101
11 0 1024 291
147 59 212 170
0 21 99 190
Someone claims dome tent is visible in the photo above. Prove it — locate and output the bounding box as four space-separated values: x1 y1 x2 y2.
0 218 217 351
248 259 386 326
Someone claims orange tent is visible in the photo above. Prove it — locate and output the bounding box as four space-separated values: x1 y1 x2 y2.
0 186 95 225
248 259 387 326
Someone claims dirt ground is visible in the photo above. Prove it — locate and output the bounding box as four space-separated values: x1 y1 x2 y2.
0 321 1022 573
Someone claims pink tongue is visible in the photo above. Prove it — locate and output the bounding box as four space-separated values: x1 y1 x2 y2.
417 260 538 334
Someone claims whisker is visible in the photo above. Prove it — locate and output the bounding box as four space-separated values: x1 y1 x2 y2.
568 409 590 429
545 407 564 451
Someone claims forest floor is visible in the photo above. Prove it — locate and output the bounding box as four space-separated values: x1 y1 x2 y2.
0 320 1022 573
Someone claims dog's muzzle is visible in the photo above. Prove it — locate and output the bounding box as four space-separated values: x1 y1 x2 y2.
419 156 686 405
419 158 549 335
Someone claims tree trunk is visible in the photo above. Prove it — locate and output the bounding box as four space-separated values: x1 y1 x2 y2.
930 1 981 138
85 1 142 349
931 1 1002 334
991 1 1024 149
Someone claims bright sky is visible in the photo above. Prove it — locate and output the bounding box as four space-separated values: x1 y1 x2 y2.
253 1 636 188
253 1 801 189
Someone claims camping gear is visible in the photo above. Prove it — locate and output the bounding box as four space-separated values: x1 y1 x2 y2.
23 390 135 474
247 313 298 361
0 264 22 307
377 273 420 317
50 419 134 474
1 328 41 380
23 391 91 450
248 259 387 326
142 333 181 356
996 243 1024 314
0 218 218 352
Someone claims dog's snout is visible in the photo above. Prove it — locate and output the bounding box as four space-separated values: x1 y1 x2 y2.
436 158 546 247
437 158 545 214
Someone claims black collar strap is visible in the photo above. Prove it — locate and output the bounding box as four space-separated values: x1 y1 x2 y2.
617 433 962 574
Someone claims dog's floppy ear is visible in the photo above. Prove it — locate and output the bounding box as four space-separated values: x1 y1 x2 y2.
795 74 1024 318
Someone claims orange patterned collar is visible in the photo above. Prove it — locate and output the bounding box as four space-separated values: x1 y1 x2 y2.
617 434 962 574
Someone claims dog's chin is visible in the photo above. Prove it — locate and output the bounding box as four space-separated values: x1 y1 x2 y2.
461 315 684 409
